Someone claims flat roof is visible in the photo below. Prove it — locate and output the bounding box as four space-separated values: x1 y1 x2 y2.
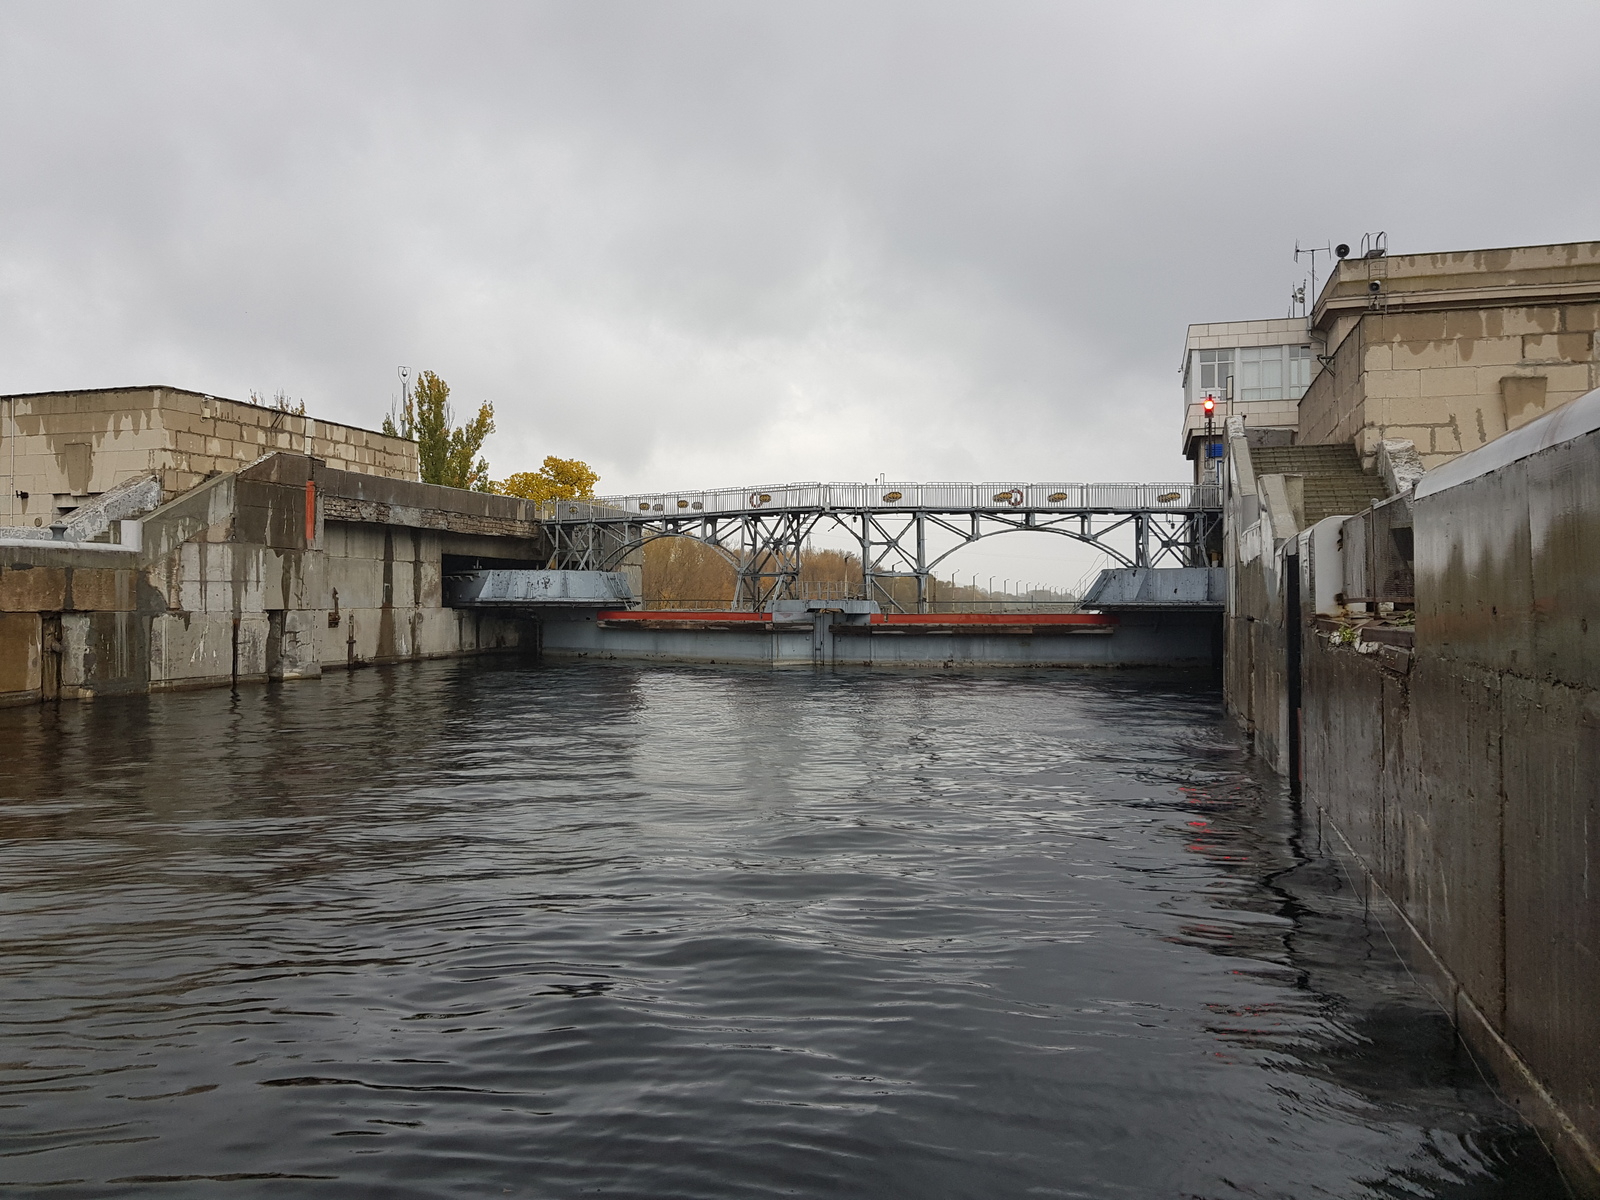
0 384 408 442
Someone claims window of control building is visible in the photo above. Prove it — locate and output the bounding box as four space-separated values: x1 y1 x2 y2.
1288 345 1312 395
1195 349 1232 394
1238 345 1283 401
1190 342 1313 411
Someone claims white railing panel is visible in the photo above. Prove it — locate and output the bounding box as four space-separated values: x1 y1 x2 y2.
556 480 1220 520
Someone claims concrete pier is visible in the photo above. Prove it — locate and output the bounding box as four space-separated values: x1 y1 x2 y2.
0 452 549 703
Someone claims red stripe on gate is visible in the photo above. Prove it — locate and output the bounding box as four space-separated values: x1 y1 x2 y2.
873 612 1116 626
305 480 316 544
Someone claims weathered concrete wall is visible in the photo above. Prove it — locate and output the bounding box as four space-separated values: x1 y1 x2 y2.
0 547 147 704
1301 243 1600 471
0 452 542 704
1223 543 1292 773
0 386 419 527
1301 390 1600 1191
1220 415 1298 773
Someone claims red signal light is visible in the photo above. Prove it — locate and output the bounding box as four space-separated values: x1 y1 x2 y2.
1202 397 1216 415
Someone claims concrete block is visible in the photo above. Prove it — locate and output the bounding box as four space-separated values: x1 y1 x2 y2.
1523 332 1593 362
1525 427 1600 690
1543 362 1593 392
1468 306 1563 339
319 611 348 669
1501 375 1550 432
150 611 233 686
327 558 384 609
321 522 347 558
1560 303 1600 332
1500 676 1600 1149
415 607 461 656
233 612 269 679
63 611 150 695
1393 340 1459 370
199 542 233 585
416 560 442 607
1366 369 1421 399
1419 366 1479 397
345 607 382 663
1370 309 1436 338
1302 640 1385 865
1379 672 1420 902
341 526 387 560
0 566 68 612
1388 394 1467 428
67 567 138 613
1412 657 1506 1027
1374 424 1439 449
269 609 324 679
0 612 41 696
1452 336 1523 369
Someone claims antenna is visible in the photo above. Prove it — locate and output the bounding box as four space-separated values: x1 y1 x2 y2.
1294 241 1331 319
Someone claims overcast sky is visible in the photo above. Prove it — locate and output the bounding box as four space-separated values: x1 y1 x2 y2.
2 1 1596 585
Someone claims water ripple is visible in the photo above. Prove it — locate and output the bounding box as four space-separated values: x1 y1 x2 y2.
0 661 1561 1198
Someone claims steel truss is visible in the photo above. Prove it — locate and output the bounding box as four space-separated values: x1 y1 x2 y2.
542 483 1221 612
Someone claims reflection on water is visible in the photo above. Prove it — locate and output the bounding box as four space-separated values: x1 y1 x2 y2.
0 659 1562 1198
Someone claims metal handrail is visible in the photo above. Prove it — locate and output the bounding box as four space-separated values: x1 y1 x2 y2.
541 481 1220 521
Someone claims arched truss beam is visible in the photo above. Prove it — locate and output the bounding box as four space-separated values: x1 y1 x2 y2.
550 507 1219 611
922 522 1134 573
559 513 832 609
625 528 743 570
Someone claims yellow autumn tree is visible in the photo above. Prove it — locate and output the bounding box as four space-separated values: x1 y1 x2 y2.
493 456 600 504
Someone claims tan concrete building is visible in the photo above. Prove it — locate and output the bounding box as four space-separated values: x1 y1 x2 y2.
1302 240 1600 469
0 386 418 528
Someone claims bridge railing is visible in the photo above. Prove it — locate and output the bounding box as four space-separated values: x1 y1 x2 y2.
541 481 1220 521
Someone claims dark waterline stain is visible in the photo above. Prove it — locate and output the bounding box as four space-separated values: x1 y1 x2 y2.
0 658 1564 1199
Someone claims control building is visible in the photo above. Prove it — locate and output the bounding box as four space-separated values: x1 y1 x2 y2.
1179 317 1313 484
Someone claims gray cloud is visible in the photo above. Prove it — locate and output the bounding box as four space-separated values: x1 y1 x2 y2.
1 0 1596 581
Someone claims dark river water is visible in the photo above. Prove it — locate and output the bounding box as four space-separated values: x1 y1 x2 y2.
0 659 1563 1199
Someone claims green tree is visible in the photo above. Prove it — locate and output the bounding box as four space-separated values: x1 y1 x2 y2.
493 456 600 504
382 370 495 490
250 388 305 415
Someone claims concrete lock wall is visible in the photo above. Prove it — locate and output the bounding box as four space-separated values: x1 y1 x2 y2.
0 452 540 705
1223 540 1292 774
1298 392 1600 1189
0 386 420 530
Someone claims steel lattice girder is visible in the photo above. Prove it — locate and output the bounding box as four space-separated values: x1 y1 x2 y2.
550 494 1221 611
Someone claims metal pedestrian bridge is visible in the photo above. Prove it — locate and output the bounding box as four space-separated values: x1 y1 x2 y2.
538 480 1221 611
